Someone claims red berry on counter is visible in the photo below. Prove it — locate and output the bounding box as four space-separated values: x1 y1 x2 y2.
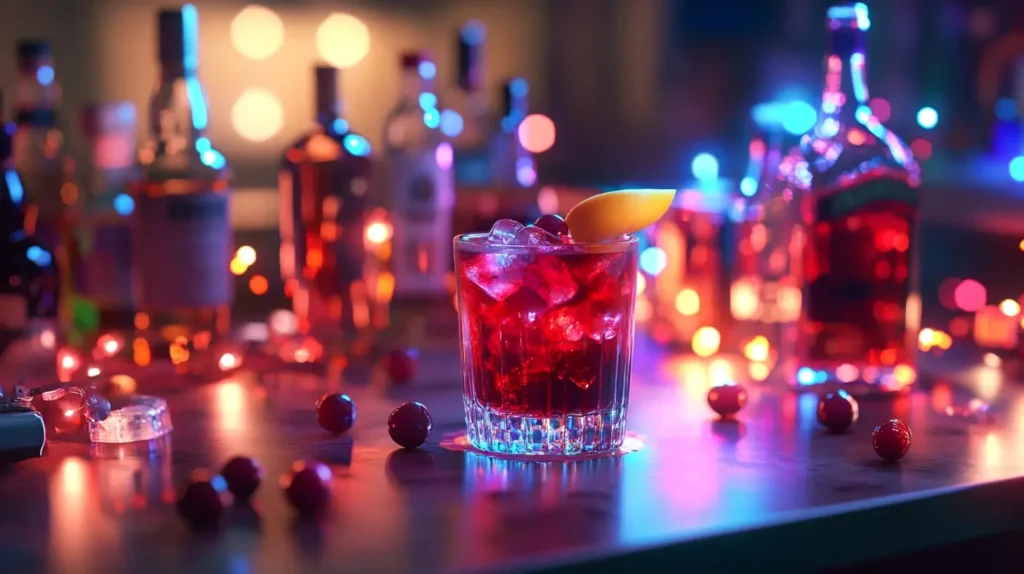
817 390 859 433
316 393 356 434
281 460 333 515
388 402 432 449
177 469 230 528
221 456 263 502
386 349 419 384
533 214 570 237
707 383 747 417
872 419 912 462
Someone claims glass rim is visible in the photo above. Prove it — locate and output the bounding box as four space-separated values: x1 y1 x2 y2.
453 233 638 254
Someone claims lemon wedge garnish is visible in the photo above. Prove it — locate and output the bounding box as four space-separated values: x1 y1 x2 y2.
564 188 676 243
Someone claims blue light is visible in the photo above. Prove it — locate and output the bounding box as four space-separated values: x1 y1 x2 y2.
181 4 200 71
418 61 437 81
343 134 371 157
740 176 757 197
796 367 817 386
439 109 464 138
639 246 668 276
781 101 817 135
423 108 440 129
36 65 54 87
195 137 211 152
916 107 938 130
691 153 719 181
4 170 24 204
854 2 871 30
332 118 349 134
26 245 52 267
509 77 529 98
200 149 226 170
460 20 486 45
995 98 1016 122
112 193 135 216
1010 156 1024 182
185 76 208 131
418 92 438 111
515 157 536 187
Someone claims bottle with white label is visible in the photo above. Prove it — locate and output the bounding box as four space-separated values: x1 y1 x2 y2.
280 65 373 335
0 89 58 358
384 51 454 301
129 5 232 364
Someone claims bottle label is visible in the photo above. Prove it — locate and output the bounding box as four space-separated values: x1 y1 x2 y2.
388 149 454 221
805 177 918 363
79 221 134 308
133 190 232 310
0 294 29 330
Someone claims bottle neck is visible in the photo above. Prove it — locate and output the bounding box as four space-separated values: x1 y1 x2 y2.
819 14 870 126
315 68 341 130
159 62 189 83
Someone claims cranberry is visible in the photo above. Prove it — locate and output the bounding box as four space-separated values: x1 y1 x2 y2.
386 349 419 384
177 469 229 528
388 402 432 449
221 456 263 502
872 419 912 462
533 214 570 237
817 390 859 433
707 383 747 417
281 460 333 515
316 393 356 434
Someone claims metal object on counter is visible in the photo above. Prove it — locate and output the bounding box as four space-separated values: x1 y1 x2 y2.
0 398 46 463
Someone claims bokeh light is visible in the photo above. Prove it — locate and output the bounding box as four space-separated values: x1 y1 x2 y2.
910 139 932 160
691 153 719 180
916 106 938 129
953 279 986 312
868 97 891 122
999 298 1020 317
230 5 284 61
518 114 556 153
235 245 256 266
316 13 371 69
692 326 721 358
232 88 283 142
249 275 269 296
1009 156 1024 182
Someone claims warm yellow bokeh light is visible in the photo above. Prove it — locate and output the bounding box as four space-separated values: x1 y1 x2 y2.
316 13 371 69
235 245 257 266
230 5 284 61
999 298 1020 317
518 114 556 153
674 288 700 316
692 326 721 358
232 88 284 142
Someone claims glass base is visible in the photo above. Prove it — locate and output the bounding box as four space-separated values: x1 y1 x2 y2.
463 399 627 456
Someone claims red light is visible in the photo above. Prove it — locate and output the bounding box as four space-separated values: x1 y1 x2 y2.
910 138 932 160
953 279 986 312
869 97 891 122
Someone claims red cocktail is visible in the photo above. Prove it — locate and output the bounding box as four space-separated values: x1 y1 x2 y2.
454 219 638 456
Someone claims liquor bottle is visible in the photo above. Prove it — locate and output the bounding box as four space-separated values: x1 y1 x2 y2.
280 66 373 335
10 40 67 309
129 5 232 363
62 102 138 343
0 90 58 357
384 51 455 300
772 2 921 392
494 78 535 189
452 21 494 188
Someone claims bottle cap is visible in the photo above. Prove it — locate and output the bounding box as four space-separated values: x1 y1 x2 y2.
16 40 51 61
315 66 339 119
501 77 528 116
158 9 186 65
400 51 429 69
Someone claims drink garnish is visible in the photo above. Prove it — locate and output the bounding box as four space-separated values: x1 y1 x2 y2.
564 188 676 243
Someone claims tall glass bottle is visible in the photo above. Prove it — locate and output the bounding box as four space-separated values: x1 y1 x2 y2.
0 90 58 356
63 102 138 343
10 40 66 318
771 3 921 392
452 21 494 188
129 5 232 366
384 51 454 301
280 66 373 336
494 78 535 189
